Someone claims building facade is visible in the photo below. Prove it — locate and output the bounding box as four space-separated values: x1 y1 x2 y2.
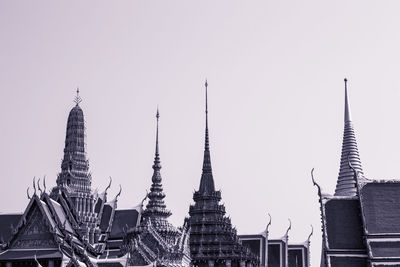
187 82 258 267
314 79 400 267
0 83 315 267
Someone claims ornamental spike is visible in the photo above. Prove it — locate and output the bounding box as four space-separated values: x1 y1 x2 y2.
285 218 292 236
308 225 314 243
74 87 82 106
26 187 31 200
33 177 36 196
43 175 47 193
344 78 351 123
116 184 122 199
37 178 43 195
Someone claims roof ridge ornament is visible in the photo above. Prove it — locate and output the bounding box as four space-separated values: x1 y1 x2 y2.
74 87 82 106
33 177 37 196
265 213 272 233
43 176 46 194
285 218 292 236
105 177 112 193
27 187 31 200
116 184 122 199
307 225 313 243
37 178 43 196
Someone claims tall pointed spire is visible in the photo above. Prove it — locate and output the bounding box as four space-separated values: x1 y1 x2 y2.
143 108 172 219
335 78 363 196
199 79 215 193
188 80 257 266
57 90 91 193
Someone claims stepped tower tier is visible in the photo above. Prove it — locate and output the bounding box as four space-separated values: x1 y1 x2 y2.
53 89 97 241
334 78 364 196
123 109 190 267
188 81 257 267
142 108 179 240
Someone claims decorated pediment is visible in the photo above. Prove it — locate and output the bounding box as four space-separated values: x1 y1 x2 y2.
10 204 57 249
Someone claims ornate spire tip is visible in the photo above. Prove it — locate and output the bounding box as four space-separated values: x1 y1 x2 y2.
74 87 82 106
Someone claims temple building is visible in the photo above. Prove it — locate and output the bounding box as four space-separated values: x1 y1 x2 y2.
0 82 314 267
238 216 313 267
122 109 191 267
313 79 400 267
188 81 258 267
0 91 149 266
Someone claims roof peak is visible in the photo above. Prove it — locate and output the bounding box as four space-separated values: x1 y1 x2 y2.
143 108 172 220
74 87 82 106
344 78 351 123
199 79 215 194
335 78 363 197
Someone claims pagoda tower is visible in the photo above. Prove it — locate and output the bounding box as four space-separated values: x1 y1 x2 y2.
141 108 181 242
334 78 364 196
188 81 257 267
124 109 190 267
53 89 97 242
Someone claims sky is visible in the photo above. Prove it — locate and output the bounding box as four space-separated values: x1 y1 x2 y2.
2 1 400 266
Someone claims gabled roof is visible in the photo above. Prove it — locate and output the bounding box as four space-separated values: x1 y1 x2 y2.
110 209 139 239
5 194 62 249
0 213 22 244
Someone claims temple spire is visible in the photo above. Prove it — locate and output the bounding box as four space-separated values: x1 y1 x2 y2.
57 90 91 193
143 108 171 219
335 78 363 196
74 87 82 106
344 78 351 122
199 80 215 193
154 107 160 166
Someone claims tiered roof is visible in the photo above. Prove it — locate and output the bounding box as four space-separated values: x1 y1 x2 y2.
123 110 190 267
188 81 257 266
57 89 92 194
334 79 363 196
142 109 176 235
315 79 368 267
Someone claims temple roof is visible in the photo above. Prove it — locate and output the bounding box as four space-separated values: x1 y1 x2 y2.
57 89 91 194
198 80 215 194
0 213 22 244
334 79 363 197
143 109 172 220
189 81 257 264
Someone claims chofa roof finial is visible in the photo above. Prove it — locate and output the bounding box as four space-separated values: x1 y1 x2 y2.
285 218 292 236
105 177 112 193
33 177 37 196
37 178 43 195
26 187 31 200
308 225 314 243
266 213 272 233
43 175 46 193
311 168 322 197
116 184 122 199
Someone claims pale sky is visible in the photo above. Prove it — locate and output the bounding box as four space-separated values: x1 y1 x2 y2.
2 1 400 266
